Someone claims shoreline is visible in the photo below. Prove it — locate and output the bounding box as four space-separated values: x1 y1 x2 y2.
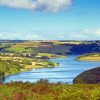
0 55 59 83
76 53 100 61
1 61 59 82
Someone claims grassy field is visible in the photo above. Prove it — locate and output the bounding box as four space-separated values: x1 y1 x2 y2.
0 80 100 100
5 47 33 53
76 53 100 61
3 42 38 53
4 41 51 53
11 42 40 48
37 53 66 58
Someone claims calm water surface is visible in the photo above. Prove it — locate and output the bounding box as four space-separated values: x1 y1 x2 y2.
4 56 100 84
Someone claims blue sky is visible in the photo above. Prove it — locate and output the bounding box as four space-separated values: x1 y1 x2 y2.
0 0 100 40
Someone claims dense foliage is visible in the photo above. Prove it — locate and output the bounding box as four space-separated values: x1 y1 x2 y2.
0 80 100 100
0 60 21 82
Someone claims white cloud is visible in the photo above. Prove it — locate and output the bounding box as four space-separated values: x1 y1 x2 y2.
0 32 43 40
62 28 100 40
0 0 72 12
0 28 100 40
92 29 100 35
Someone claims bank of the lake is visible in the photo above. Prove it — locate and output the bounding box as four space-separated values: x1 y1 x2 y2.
0 56 59 82
4 55 100 84
76 53 100 61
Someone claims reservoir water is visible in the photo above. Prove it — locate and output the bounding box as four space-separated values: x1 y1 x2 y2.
4 56 100 84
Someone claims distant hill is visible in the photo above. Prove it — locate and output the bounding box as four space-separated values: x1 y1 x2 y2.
73 67 100 84
1 40 100 54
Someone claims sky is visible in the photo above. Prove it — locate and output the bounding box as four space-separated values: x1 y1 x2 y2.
0 0 100 40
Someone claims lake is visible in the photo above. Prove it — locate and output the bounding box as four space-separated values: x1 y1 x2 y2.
4 55 100 84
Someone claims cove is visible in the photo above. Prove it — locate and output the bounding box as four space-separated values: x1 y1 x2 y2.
4 55 100 84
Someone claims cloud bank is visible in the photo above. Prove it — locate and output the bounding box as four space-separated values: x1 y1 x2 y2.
0 29 100 40
0 0 72 12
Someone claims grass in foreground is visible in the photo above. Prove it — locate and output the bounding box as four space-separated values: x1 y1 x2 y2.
0 79 100 100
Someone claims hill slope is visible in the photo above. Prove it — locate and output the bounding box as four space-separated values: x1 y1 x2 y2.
73 67 100 84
